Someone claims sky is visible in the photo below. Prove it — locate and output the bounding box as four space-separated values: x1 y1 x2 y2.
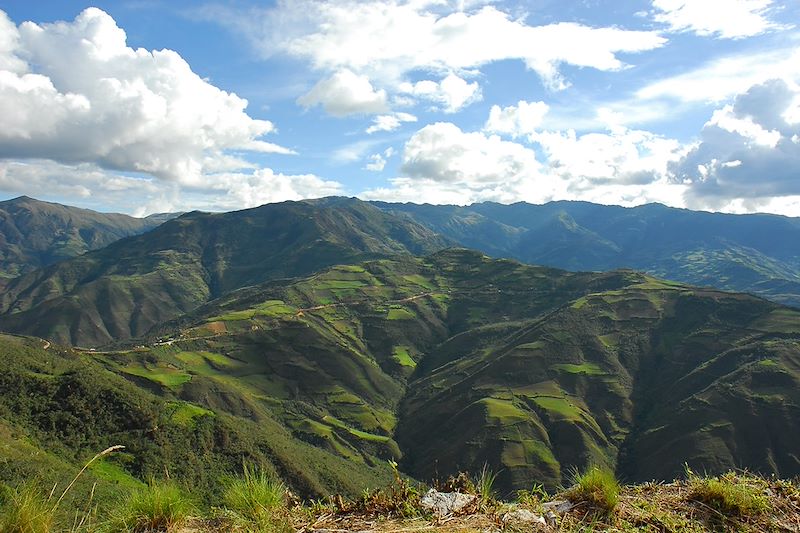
0 1 799 217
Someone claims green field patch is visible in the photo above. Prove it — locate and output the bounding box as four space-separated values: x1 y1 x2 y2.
756 358 779 368
322 415 391 443
533 396 582 420
391 345 416 368
315 280 367 290
387 307 416 320
209 300 295 322
479 397 528 423
515 341 545 351
571 297 588 309
502 439 559 468
401 274 435 290
121 364 191 388
333 265 366 273
598 334 617 349
551 362 607 376
166 401 214 426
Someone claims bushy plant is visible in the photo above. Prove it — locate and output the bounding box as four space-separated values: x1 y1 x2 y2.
566 465 620 513
106 479 194 532
221 464 291 532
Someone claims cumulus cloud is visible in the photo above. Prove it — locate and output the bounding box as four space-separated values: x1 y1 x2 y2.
652 0 784 39
364 147 395 171
671 79 800 209
210 0 666 115
297 69 388 116
212 168 344 209
399 73 481 113
0 8 292 187
362 109 689 208
366 112 417 134
360 121 553 204
485 100 549 137
532 126 686 189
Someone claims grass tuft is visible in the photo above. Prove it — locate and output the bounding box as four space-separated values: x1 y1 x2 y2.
0 482 56 533
222 464 291 532
473 464 498 504
106 479 194 532
688 470 770 516
565 465 620 513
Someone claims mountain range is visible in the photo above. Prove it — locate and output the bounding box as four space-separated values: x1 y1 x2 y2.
0 196 175 281
0 195 798 500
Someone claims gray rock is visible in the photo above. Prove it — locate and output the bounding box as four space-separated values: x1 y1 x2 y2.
419 488 476 518
502 508 546 525
542 499 574 513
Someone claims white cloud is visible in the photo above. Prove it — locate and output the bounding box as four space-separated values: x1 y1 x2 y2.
365 147 396 171
297 69 388 116
212 168 344 209
399 73 481 113
363 112 689 208
637 46 800 103
485 100 549 137
652 0 784 39
532 127 686 186
366 112 417 134
670 78 800 207
0 8 291 188
361 121 554 204
210 0 666 110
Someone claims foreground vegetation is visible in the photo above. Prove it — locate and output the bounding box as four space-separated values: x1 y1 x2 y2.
2 461 798 532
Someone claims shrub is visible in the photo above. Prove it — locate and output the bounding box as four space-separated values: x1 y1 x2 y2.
222 464 291 532
566 465 620 513
106 479 194 532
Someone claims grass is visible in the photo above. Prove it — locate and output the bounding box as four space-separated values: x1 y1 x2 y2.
391 346 416 368
387 307 416 320
221 464 291 533
565 465 620 514
688 470 770 516
474 465 498 504
0 482 56 533
106 479 194 532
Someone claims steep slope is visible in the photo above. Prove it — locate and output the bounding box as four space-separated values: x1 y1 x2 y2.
0 196 172 279
397 279 800 493
66 250 800 496
0 198 450 346
372 200 800 306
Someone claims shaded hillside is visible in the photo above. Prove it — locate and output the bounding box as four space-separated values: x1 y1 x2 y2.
371 200 800 306
36 250 800 496
0 196 173 279
398 278 800 493
0 198 450 346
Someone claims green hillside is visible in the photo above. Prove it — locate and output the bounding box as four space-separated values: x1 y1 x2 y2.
0 196 172 280
2 250 794 500
0 333 395 511
372 200 800 307
0 198 449 347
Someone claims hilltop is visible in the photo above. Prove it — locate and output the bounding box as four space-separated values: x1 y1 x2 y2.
0 196 173 280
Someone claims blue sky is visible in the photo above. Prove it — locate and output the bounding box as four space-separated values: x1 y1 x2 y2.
0 1 799 216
